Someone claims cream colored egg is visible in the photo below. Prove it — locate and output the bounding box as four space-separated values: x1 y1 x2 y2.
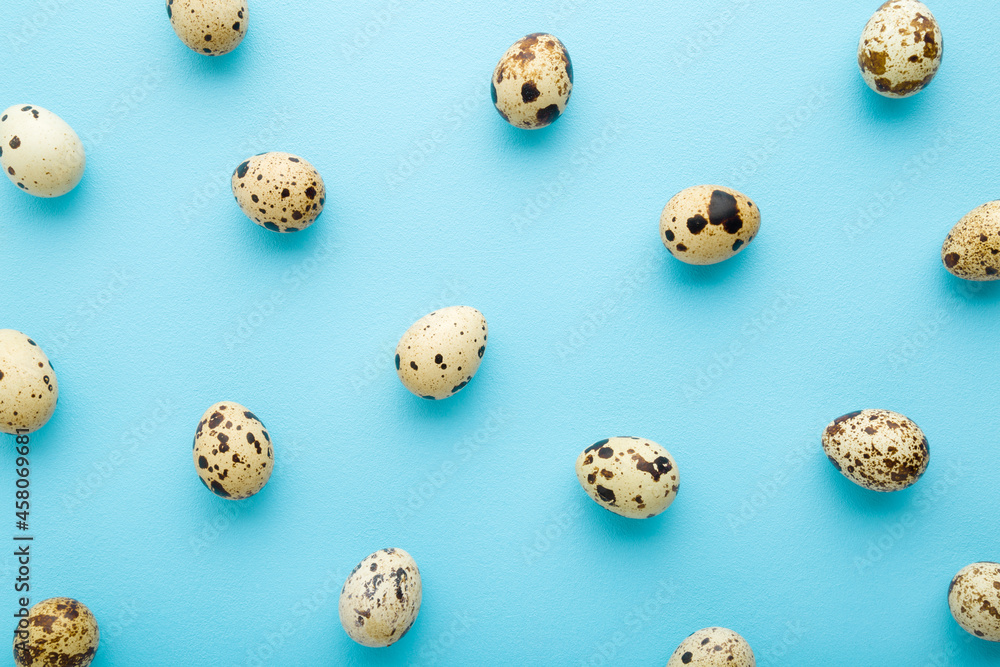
942 201 1000 281
167 0 247 56
193 401 273 499
395 306 488 400
949 562 1000 642
666 627 755 667
660 185 760 265
492 33 573 130
575 437 679 519
821 409 928 492
0 105 85 198
14 597 99 667
231 152 325 233
858 1 942 98
0 330 58 435
339 548 421 648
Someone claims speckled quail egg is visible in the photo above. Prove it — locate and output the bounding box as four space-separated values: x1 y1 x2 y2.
231 152 325 233
339 548 421 648
666 627 755 667
660 185 760 265
193 401 273 499
492 33 572 130
14 597 99 667
395 306 488 400
942 201 1000 281
575 437 679 519
0 105 85 198
0 330 57 435
858 1 942 98
167 0 247 56
949 562 1000 642
821 409 929 492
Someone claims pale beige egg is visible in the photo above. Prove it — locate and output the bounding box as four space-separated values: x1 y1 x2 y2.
575 437 679 519
942 201 1000 281
395 306 488 400
231 152 325 233
339 548 421 648
0 105 85 198
660 185 760 265
167 0 247 56
193 401 273 499
14 597 99 667
858 1 942 98
821 409 929 492
948 562 1000 642
0 330 58 435
492 33 572 129
666 627 755 667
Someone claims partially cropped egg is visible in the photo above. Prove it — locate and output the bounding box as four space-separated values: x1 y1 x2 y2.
0 105 85 197
167 0 247 56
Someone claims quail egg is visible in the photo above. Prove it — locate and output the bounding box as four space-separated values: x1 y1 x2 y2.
339 548 421 648
575 437 679 519
949 562 1000 642
0 105 85 198
193 401 273 499
821 409 929 491
942 201 1000 281
231 152 326 232
492 33 572 129
660 185 760 265
14 597 99 667
0 330 58 435
666 627 755 667
395 306 487 400
167 0 247 56
858 0 942 98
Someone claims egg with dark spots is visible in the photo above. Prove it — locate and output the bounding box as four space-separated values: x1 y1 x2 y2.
1 105 85 197
941 201 1000 281
192 401 273 499
948 562 1000 641
14 597 99 667
339 548 421 648
821 409 928 491
492 33 572 129
575 437 679 519
167 0 247 56
0 330 58 435
660 185 760 265
395 306 488 400
666 627 755 667
858 0 942 98
231 152 326 232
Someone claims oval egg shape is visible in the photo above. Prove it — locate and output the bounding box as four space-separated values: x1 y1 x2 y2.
1 105 85 198
575 437 679 519
231 152 326 233
339 548 421 648
858 0 942 98
942 201 1000 281
666 627 756 667
660 185 760 265
821 409 928 491
0 330 58 435
949 562 1000 642
395 306 488 400
193 401 273 499
167 0 247 56
492 33 572 130
14 597 99 667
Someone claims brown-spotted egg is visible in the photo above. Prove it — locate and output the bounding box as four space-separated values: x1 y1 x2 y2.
492 33 572 130
948 562 1000 642
14 597 99 667
232 152 326 233
339 548 421 648
0 330 58 435
1 105 85 198
660 185 760 265
167 0 247 56
942 201 1000 281
575 437 679 519
193 401 273 499
666 627 755 667
821 409 929 491
858 1 942 98
395 306 487 400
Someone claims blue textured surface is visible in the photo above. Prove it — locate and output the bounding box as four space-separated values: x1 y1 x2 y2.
3 0 1000 665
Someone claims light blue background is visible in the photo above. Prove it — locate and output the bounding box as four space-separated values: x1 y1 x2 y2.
2 0 999 665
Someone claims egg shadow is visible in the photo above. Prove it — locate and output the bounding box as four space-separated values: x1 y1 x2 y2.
937 269 1000 306
10 177 89 225
659 242 759 290
574 483 676 546
815 453 915 517
854 73 932 125
493 112 572 153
